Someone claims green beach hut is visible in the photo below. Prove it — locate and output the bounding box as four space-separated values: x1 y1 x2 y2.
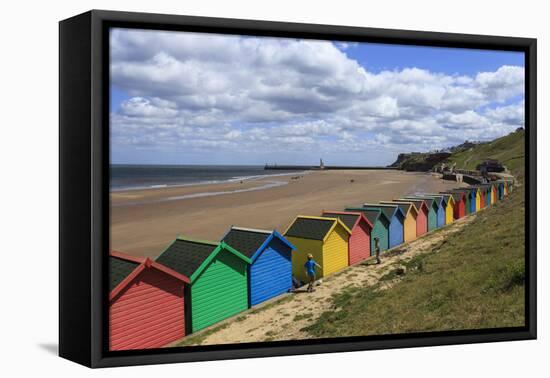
156 236 252 333
345 207 390 254
403 196 439 231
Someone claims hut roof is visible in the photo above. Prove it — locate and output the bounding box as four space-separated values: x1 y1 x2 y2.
156 237 251 282
379 201 417 217
394 199 427 213
404 196 436 209
362 203 405 221
322 211 374 231
417 195 445 207
110 250 190 299
344 207 390 226
441 191 466 202
322 212 358 230
284 216 351 241
222 227 295 261
222 227 271 259
110 256 139 292
422 193 452 206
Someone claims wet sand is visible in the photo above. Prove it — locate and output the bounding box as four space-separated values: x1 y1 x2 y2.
111 170 464 258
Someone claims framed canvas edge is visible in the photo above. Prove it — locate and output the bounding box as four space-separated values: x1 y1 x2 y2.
59 9 537 368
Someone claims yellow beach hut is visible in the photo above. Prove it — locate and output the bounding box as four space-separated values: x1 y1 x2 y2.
284 216 352 282
474 187 482 211
379 201 418 243
442 194 456 224
503 180 512 195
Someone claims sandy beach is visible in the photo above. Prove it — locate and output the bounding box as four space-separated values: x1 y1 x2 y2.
111 170 464 258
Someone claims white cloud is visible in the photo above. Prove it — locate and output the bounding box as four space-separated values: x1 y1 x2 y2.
476 65 525 101
110 29 525 164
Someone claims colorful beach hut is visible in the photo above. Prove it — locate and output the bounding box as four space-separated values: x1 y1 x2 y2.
222 227 295 307
441 191 466 219
156 236 251 333
481 184 491 207
284 216 351 282
483 185 491 207
475 186 485 209
474 187 482 211
345 207 390 254
380 201 418 243
109 250 190 350
457 187 479 213
442 194 456 224
504 180 513 195
489 182 498 205
425 193 455 224
404 196 440 230
362 203 405 248
453 188 472 215
322 211 373 265
392 199 428 237
497 181 505 199
420 195 446 227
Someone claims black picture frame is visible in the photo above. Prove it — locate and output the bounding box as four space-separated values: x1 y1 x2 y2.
59 9 537 368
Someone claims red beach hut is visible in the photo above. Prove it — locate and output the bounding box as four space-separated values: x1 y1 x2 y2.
442 191 466 219
393 199 428 237
479 185 487 209
322 210 373 265
109 250 190 351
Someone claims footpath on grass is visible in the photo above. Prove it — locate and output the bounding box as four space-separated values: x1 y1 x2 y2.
172 215 476 347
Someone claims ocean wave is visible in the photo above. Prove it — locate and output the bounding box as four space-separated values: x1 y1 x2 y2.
112 180 290 207
110 170 310 192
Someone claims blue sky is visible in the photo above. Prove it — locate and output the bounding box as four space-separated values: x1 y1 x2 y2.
340 43 523 75
110 29 524 166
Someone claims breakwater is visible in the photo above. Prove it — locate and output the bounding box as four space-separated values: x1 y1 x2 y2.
264 165 397 171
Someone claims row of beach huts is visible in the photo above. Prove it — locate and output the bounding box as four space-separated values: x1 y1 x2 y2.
109 179 514 351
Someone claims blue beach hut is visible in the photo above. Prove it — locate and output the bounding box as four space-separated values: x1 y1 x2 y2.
362 203 405 249
497 181 505 199
405 195 444 229
222 226 295 307
456 187 477 214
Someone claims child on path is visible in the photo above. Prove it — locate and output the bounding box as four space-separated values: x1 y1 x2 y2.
374 237 381 264
304 254 322 293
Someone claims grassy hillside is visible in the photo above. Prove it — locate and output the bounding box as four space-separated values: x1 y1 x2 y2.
302 181 525 337
389 129 525 174
447 128 525 174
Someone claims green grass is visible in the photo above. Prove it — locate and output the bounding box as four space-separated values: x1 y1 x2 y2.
301 181 525 337
293 313 314 321
447 129 525 174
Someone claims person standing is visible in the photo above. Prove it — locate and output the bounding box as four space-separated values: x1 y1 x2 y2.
304 254 322 293
374 237 381 264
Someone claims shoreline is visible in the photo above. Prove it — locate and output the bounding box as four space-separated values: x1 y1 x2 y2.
110 169 310 193
111 170 466 258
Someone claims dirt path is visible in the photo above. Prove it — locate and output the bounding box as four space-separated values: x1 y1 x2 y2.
175 214 476 346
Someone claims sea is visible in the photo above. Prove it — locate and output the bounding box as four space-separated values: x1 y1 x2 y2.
110 164 306 192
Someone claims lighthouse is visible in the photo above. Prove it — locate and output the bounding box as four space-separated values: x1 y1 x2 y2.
320 158 325 170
